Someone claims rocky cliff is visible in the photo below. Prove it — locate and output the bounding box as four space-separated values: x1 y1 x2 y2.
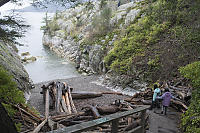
0 41 32 91
42 0 142 74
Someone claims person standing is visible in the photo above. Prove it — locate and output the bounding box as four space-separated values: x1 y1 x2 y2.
150 84 161 110
157 88 175 115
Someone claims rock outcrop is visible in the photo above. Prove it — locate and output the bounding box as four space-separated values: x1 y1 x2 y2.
0 41 32 91
42 0 142 74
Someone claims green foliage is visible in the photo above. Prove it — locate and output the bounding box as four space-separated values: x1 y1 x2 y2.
0 66 25 104
179 61 200 88
0 66 25 114
2 103 16 117
104 0 200 81
15 123 22 132
48 19 60 33
179 61 200 132
181 90 200 133
104 0 173 74
0 15 29 45
105 16 168 74
0 66 25 131
147 55 160 70
41 13 60 36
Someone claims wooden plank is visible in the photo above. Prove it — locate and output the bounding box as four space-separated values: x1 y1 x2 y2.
65 92 72 114
127 126 142 133
68 88 77 113
48 106 149 133
61 96 68 113
56 83 62 112
45 89 49 118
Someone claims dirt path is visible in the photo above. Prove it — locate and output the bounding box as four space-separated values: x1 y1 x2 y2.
28 75 181 132
147 108 181 133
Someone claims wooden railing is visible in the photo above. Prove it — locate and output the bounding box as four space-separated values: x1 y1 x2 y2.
48 105 150 133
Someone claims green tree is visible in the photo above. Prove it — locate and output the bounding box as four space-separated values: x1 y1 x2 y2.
0 15 29 45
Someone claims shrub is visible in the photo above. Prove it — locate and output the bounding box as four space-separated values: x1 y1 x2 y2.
104 0 200 82
179 61 200 133
0 66 25 114
104 0 173 75
179 62 200 88
0 66 25 105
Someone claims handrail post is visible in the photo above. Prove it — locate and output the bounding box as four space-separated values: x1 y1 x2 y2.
111 118 119 133
140 109 146 133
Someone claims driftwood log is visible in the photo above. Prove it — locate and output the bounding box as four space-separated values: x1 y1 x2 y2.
97 105 120 114
171 99 188 111
71 91 103 99
67 86 77 113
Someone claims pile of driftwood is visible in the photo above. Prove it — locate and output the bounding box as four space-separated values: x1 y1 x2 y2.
41 81 77 114
25 81 149 132
125 80 190 113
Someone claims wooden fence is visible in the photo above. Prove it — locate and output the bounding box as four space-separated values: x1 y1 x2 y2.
48 105 149 133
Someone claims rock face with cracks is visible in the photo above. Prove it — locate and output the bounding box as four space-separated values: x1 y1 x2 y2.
0 41 32 91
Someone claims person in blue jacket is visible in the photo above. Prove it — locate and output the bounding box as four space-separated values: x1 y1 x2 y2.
150 84 161 110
